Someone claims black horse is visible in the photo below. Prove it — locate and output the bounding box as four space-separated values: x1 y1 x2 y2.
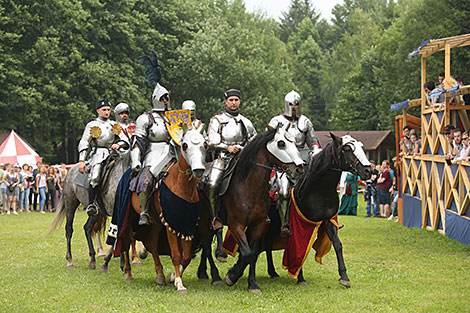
263 132 372 287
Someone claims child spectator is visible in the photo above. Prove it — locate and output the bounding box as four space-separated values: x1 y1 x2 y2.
409 129 422 155
35 165 47 214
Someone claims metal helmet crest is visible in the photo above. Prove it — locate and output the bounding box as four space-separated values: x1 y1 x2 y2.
284 90 301 118
182 100 196 120
152 83 170 111
114 102 130 123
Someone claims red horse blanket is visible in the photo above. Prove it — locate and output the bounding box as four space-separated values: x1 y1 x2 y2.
282 188 339 279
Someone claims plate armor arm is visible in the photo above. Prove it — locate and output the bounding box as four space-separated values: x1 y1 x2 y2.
208 117 228 151
130 114 149 170
78 123 93 162
299 115 320 149
244 118 257 142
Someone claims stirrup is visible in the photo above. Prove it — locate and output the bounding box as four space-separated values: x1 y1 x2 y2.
212 218 223 231
280 224 292 237
139 212 151 226
86 204 98 217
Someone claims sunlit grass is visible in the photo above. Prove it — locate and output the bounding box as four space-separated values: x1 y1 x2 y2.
1 199 469 312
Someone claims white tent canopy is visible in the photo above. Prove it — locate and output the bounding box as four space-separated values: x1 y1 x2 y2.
0 130 42 166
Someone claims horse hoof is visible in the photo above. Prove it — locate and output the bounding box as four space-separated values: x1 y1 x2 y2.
97 250 106 258
156 276 166 286
138 248 148 260
167 272 176 284
98 265 108 273
198 277 209 282
248 288 261 294
66 264 74 269
88 261 96 270
297 281 307 286
125 277 134 282
224 274 234 286
339 279 351 288
216 256 227 263
177 288 187 295
269 272 280 279
132 260 143 267
212 280 223 287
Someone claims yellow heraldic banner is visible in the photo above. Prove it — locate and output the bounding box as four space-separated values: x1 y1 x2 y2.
164 109 192 146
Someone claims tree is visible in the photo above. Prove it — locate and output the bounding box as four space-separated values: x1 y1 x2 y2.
279 0 320 43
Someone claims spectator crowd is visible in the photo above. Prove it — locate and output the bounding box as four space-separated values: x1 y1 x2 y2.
0 162 68 215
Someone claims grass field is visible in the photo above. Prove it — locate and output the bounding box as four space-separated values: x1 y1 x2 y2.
1 200 469 312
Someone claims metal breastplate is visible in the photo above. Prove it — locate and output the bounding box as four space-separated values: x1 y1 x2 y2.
92 120 116 148
148 113 170 143
285 120 306 149
221 118 245 145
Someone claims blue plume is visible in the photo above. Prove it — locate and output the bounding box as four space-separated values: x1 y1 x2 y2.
139 50 162 85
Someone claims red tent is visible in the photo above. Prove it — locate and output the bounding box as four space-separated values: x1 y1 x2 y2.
0 130 42 166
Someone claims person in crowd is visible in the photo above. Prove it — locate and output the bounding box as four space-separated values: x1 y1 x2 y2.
424 81 445 110
46 167 56 212
377 160 392 218
446 128 463 163
30 161 42 211
1 163 20 215
0 163 4 211
443 124 455 156
20 164 32 212
388 158 399 221
52 167 60 211
409 129 421 155
60 163 68 176
452 129 470 163
58 166 67 197
14 164 25 212
364 161 377 217
399 126 413 156
373 164 381 217
338 172 359 216
35 165 47 214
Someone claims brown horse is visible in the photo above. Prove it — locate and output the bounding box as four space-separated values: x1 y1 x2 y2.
119 127 209 293
221 127 305 292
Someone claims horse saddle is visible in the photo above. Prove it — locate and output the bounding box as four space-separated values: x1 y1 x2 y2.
218 154 241 197
73 155 116 191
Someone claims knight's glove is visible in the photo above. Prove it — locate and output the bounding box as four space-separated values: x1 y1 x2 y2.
309 144 322 158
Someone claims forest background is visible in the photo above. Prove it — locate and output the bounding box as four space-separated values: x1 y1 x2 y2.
1 0 469 163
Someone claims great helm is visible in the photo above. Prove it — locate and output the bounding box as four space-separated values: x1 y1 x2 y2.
284 90 301 118
114 102 130 123
182 100 196 120
152 83 171 111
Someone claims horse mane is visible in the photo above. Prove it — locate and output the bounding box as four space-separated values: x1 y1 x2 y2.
296 142 336 191
233 127 277 181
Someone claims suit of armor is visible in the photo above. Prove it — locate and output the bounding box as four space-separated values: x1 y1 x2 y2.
78 117 129 188
206 111 257 187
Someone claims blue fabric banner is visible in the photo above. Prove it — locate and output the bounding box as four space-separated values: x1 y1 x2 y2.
403 194 422 228
390 99 409 111
445 210 470 246
408 39 430 61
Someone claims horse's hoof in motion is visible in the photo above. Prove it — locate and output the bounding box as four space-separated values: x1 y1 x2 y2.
66 263 74 270
248 288 261 294
132 258 142 267
88 261 96 270
269 272 280 279
224 274 234 286
167 272 176 284
339 279 351 288
98 265 108 273
138 247 148 260
212 280 223 287
297 281 307 286
216 256 227 263
85 204 98 217
97 249 106 258
125 277 134 282
156 275 166 286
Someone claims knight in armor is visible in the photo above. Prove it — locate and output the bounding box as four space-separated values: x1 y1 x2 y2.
78 99 130 216
114 102 136 139
130 83 176 226
267 90 321 236
204 89 257 229
182 100 203 131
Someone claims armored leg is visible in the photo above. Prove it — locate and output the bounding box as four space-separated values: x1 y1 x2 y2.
277 174 292 237
86 164 101 216
138 189 151 226
205 159 225 230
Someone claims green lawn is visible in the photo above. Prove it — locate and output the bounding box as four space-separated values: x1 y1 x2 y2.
1 200 469 312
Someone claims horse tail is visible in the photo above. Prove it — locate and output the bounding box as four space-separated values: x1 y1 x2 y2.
92 215 108 239
48 197 67 236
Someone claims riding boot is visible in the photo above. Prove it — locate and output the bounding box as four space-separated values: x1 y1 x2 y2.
86 186 99 216
279 199 291 237
209 187 223 230
138 191 150 226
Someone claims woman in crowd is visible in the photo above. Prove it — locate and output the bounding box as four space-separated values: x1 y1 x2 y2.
409 129 422 155
35 165 47 214
2 163 20 215
20 164 32 212
338 172 360 216
58 166 67 198
46 167 56 212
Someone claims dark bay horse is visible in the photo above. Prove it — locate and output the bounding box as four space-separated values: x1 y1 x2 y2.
221 127 305 292
49 150 132 270
264 133 372 286
119 127 221 293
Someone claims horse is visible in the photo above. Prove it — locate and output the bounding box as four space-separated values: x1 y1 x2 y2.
263 133 372 287
218 127 305 293
118 126 220 293
49 149 135 270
